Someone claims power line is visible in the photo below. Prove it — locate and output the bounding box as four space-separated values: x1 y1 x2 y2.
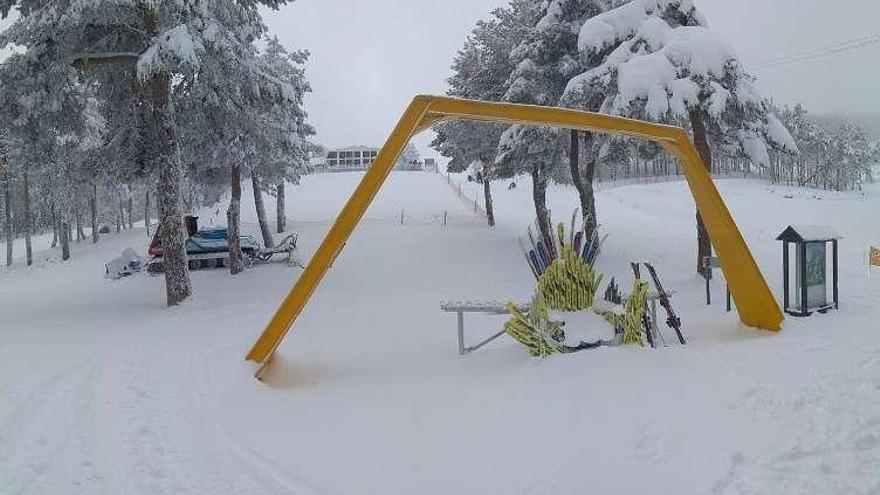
753 33 880 70
754 34 880 69
758 33 879 65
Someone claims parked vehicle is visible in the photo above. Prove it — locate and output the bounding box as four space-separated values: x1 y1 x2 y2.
147 217 261 272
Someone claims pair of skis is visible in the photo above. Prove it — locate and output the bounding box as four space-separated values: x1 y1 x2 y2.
631 262 686 347
519 210 560 278
572 207 606 265
518 207 607 279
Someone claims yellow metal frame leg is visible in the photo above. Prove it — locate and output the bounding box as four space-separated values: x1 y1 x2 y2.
246 96 783 375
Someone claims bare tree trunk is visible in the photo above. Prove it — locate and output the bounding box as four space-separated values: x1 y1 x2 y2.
3 168 11 266
91 183 99 244
144 189 151 234
481 166 495 228
116 195 122 233
252 173 274 248
531 164 552 250
23 171 32 266
76 201 84 242
570 130 598 241
275 182 285 233
50 201 59 248
690 109 713 277
227 163 244 275
61 220 70 261
147 68 192 305
127 194 134 229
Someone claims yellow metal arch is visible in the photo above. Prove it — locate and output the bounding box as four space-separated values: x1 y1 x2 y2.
246 95 783 374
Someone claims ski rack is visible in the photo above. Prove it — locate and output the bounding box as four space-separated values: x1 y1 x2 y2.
245 95 784 379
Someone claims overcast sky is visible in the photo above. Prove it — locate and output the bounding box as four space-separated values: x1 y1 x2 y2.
3 1 879 155
264 0 880 155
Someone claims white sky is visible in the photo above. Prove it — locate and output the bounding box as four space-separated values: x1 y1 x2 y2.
265 0 880 155
3 1 880 155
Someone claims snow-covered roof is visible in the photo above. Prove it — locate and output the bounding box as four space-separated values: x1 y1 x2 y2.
776 225 843 242
330 145 380 152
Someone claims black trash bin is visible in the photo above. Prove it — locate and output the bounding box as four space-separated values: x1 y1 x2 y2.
184 215 199 237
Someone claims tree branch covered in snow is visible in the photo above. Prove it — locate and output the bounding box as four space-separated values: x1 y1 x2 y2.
562 0 796 169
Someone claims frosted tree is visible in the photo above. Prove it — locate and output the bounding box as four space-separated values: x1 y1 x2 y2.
2 0 294 293
176 29 312 272
499 0 621 246
0 127 10 266
432 0 541 228
823 122 876 191
251 36 315 241
396 143 422 170
0 43 89 265
563 0 797 274
434 120 504 226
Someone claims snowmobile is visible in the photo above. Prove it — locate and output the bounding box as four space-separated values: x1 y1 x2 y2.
147 214 303 272
147 225 262 272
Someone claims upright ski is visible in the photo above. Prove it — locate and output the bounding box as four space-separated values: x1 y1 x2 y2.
518 237 539 279
643 262 686 345
526 226 546 272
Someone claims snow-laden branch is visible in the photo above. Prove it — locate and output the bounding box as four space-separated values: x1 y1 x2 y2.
136 24 201 80
71 51 140 70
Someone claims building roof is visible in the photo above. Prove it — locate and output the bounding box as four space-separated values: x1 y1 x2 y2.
776 225 844 242
328 145 379 152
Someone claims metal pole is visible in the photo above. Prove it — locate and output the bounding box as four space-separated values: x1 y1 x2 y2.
800 242 808 315
783 241 789 312
833 239 839 309
704 257 711 305
726 286 731 312
457 311 465 355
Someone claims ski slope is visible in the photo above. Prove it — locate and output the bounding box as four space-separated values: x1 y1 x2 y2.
1 171 879 494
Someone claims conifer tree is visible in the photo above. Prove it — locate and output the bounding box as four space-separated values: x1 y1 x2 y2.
564 0 797 274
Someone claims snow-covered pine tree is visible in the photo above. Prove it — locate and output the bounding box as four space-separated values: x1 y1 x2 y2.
251 36 315 243
0 37 91 265
396 144 422 170
750 102 877 190
563 0 798 274
432 0 541 228
0 129 10 266
434 121 502 226
56 93 107 261
176 30 313 273
499 0 621 247
2 0 297 290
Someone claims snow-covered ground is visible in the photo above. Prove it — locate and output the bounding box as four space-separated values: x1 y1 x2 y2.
1 170 879 494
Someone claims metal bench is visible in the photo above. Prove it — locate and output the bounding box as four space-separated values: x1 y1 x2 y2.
441 292 674 355
440 300 529 355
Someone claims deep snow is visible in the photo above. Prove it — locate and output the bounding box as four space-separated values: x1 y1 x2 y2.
1 171 879 494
